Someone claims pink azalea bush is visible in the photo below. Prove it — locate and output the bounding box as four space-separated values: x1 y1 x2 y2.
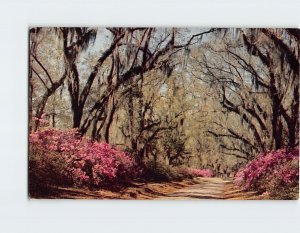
188 168 214 177
29 128 138 192
234 148 299 199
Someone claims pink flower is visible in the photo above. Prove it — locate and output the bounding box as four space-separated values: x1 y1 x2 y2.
234 148 299 192
29 128 138 187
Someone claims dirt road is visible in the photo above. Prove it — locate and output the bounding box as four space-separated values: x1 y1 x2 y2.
155 177 257 200
36 177 258 200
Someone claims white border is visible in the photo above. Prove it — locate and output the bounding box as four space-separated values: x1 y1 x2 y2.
0 0 299 232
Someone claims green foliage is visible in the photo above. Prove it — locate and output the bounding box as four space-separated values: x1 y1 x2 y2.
162 130 187 166
141 161 182 182
141 160 214 182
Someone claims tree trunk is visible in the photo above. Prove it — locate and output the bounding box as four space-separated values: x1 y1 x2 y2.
288 83 299 148
67 64 82 129
128 85 136 151
269 72 282 149
104 98 117 143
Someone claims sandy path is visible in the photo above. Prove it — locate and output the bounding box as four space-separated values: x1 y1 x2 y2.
32 177 258 200
155 177 257 200
156 177 229 199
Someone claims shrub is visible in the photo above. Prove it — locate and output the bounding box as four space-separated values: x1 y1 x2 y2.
29 128 138 194
141 161 181 182
175 167 195 179
177 167 214 178
234 148 299 199
141 161 214 182
187 168 214 177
